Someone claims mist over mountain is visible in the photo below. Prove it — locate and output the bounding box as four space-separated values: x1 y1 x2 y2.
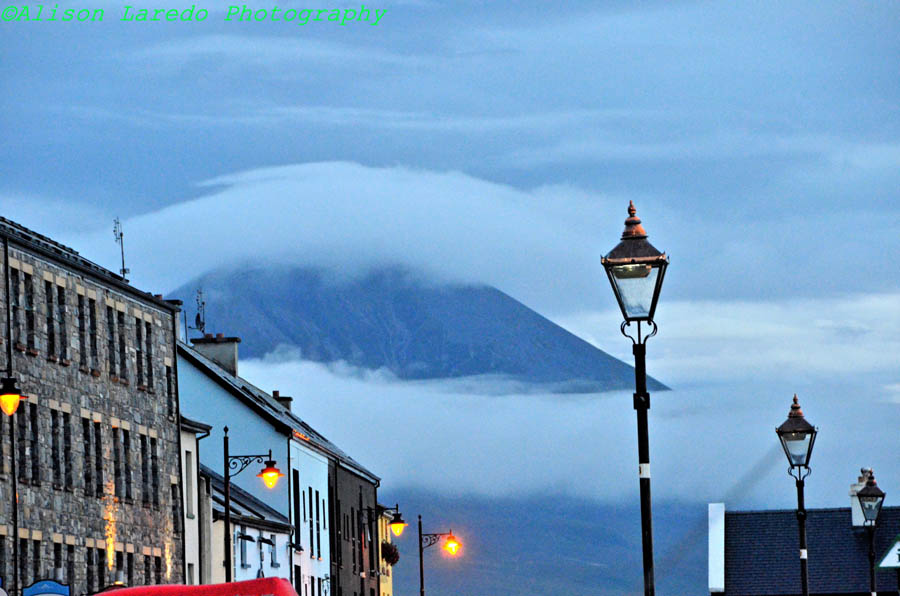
172 265 666 393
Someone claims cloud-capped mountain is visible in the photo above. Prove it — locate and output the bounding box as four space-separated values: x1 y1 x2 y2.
172 266 666 393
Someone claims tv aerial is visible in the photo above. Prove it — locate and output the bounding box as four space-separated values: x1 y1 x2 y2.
113 218 130 279
189 288 206 335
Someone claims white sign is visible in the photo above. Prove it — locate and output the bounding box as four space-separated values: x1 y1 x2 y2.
878 534 900 569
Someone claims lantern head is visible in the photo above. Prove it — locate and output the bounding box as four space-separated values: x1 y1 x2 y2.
602 202 668 322
257 459 284 489
857 470 885 525
776 394 817 469
388 511 408 537
0 376 24 417
443 533 461 556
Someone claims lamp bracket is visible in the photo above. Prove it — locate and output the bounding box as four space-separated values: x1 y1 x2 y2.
421 532 451 550
227 449 272 479
620 320 658 345
788 465 811 482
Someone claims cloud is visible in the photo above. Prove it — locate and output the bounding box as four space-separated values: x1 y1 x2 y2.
556 293 900 384
64 161 616 315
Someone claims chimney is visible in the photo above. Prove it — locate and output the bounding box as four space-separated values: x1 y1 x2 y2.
273 390 293 410
850 467 871 527
190 332 241 376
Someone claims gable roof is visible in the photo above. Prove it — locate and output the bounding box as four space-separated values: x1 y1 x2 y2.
0 216 178 312
178 340 378 484
725 506 900 595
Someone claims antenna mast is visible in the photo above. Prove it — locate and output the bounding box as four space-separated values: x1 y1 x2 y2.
113 218 130 279
188 288 206 335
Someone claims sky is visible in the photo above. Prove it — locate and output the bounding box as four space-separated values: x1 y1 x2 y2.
3 0 900 579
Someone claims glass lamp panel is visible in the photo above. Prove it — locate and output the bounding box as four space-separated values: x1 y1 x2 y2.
860 496 883 522
780 432 812 467
611 265 659 319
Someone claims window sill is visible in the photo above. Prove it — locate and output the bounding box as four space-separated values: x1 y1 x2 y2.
60 359 71 367
186 513 195 520
25 348 38 357
14 343 26 352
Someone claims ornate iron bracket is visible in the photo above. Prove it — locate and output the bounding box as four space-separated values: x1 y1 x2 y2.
789 465 811 482
421 532 450 550
620 320 658 345
227 450 272 478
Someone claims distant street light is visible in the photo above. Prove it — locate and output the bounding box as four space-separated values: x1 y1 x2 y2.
858 469 886 595
776 395 818 596
3 235 26 596
222 426 283 582
418 515 461 596
601 201 668 596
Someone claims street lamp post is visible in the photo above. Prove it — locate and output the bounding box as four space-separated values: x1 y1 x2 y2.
417 515 460 596
222 426 284 582
601 201 668 596
775 395 818 596
2 236 26 596
858 469 886 595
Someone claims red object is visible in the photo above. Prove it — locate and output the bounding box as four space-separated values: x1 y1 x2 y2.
95 578 298 596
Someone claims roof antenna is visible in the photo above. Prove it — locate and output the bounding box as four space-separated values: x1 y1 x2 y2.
189 288 206 335
113 218 130 280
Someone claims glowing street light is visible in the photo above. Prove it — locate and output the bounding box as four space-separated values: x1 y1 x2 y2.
222 426 284 582
0 376 23 416
418 515 462 596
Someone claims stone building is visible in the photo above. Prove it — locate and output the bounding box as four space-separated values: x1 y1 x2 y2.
0 217 184 594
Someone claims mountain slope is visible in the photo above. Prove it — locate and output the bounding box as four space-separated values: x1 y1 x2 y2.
172 266 666 393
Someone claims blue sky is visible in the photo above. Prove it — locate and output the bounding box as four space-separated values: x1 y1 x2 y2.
3 0 899 513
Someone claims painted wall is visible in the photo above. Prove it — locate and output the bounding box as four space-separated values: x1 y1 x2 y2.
180 429 202 585
177 353 290 515
290 442 331 596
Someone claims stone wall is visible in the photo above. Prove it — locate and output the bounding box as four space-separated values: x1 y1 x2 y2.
0 243 184 594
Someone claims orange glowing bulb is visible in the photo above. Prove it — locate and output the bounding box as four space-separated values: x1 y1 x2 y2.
390 521 407 537
0 392 22 417
443 534 461 556
258 461 284 489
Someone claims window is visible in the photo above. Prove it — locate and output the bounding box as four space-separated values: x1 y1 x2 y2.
116 551 124 581
171 483 181 533
113 427 122 497
185 450 194 517
64 412 73 489
87 547 96 592
78 295 87 367
107 306 116 374
45 281 56 358
239 526 248 568
51 409 61 486
292 470 302 546
123 429 132 500
270 534 279 567
0 534 5 584
140 434 149 505
117 310 127 379
135 317 144 387
57 285 67 361
98 547 106 588
30 403 40 484
309 489 314 558
33 538 41 583
94 421 103 496
66 544 75 588
143 554 151 585
83 418 92 494
11 268 20 346
53 543 63 584
315 490 321 559
127 552 134 586
24 273 35 350
153 555 161 585
165 365 174 417
151 437 159 507
89 298 98 368
17 407 26 483
145 321 154 387
18 538 28 586
187 563 194 585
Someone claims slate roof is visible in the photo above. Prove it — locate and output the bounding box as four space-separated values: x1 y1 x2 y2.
0 216 178 312
725 506 900 595
177 340 379 483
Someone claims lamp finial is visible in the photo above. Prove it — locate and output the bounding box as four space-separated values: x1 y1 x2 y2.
622 201 648 239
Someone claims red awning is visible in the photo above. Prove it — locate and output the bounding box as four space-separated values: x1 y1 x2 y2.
94 578 297 596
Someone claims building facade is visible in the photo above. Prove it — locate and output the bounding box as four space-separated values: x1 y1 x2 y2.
0 217 184 594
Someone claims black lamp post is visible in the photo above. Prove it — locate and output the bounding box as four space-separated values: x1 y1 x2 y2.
858 469 886 595
2 236 26 596
222 426 283 582
775 394 818 596
417 515 460 596
601 201 668 596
